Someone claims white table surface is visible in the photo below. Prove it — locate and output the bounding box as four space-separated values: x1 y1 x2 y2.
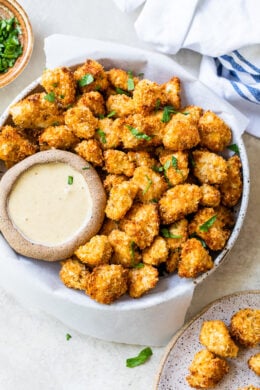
0 1 259 389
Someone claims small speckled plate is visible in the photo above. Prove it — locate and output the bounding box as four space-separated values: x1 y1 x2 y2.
155 291 260 390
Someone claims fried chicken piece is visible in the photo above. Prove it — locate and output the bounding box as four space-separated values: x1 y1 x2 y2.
200 320 239 358
162 218 189 251
161 76 181 110
108 229 141 267
159 184 201 224
106 94 135 117
76 91 105 117
230 308 260 347
104 149 135 176
74 235 112 268
214 205 235 228
159 150 189 186
105 180 138 221
248 353 260 376
127 150 157 169
74 59 109 92
95 118 121 150
132 166 168 203
186 349 229 389
64 106 98 139
106 68 139 91
133 79 167 115
39 125 79 150
200 184 221 207
74 139 103 167
119 203 159 249
178 238 213 278
143 114 166 147
199 110 232 152
59 257 89 290
192 150 228 185
118 114 151 149
142 236 168 266
166 250 180 273
103 174 128 193
220 155 243 207
182 105 203 123
41 66 76 106
128 264 159 298
99 218 119 236
9 92 64 129
86 264 128 304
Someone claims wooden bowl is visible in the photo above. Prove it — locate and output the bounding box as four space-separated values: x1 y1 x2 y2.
0 0 33 88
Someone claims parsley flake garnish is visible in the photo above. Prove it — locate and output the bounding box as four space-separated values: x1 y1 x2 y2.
0 17 23 74
126 347 153 368
134 263 144 269
227 143 240 155
130 241 136 265
126 125 152 141
115 87 131 96
66 333 72 341
161 106 189 123
44 91 56 102
82 165 90 170
107 110 116 118
143 175 153 194
160 227 182 239
199 215 217 232
68 176 73 185
127 70 135 91
96 129 107 144
78 73 94 87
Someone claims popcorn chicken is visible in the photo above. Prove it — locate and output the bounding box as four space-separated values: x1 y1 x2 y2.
199 110 232 152
119 203 159 249
106 68 139 91
127 150 157 168
162 76 181 110
214 205 235 228
220 155 243 207
39 125 79 150
104 149 135 176
128 264 159 298
99 218 119 236
186 349 229 389
192 149 228 184
96 118 121 150
159 184 201 224
132 166 168 203
200 184 221 207
182 105 203 123
74 235 112 268
41 66 76 106
105 180 138 221
103 174 127 193
75 139 103 166
178 238 213 278
86 264 128 304
166 250 180 273
76 91 105 117
119 114 152 149
142 236 168 266
106 94 135 117
133 79 167 115
248 353 260 376
200 320 239 358
143 114 166 146
162 219 188 251
59 257 89 290
159 150 189 186
9 93 64 129
230 308 260 347
108 229 141 267
65 106 98 139
74 59 109 92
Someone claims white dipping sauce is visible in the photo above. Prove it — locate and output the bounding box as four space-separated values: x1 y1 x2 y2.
8 162 92 246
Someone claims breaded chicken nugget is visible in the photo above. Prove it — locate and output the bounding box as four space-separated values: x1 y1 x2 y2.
200 320 239 358
200 184 221 207
106 94 135 117
76 91 105 117
105 180 138 221
248 353 260 376
132 166 168 203
106 68 139 91
166 250 180 273
41 66 76 106
74 59 109 92
162 219 188 251
186 349 229 389
182 105 203 123
159 150 189 186
143 114 166 147
119 203 159 249
214 205 235 228
75 139 103 166
104 149 135 177
199 110 232 152
103 174 127 193
220 155 242 207
192 149 228 184
178 238 213 278
119 114 152 149
133 79 167 115
108 229 141 267
39 125 79 150
128 264 159 298
86 264 128 304
65 106 98 139
142 236 168 266
99 218 119 236
159 184 201 224
74 235 112 268
127 150 157 168
162 76 181 110
59 257 89 290
9 92 64 129
230 308 260 347
96 118 121 150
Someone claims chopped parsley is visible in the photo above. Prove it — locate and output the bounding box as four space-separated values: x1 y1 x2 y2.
143 175 153 194
78 73 94 87
161 105 189 123
115 87 131 96
227 143 240 155
134 263 144 269
66 333 72 341
126 347 153 368
160 227 182 239
0 17 23 74
127 125 152 141
68 176 73 185
130 241 136 265
96 129 107 144
44 91 56 102
155 98 161 111
199 215 217 232
190 233 207 248
82 165 90 170
107 110 116 118
127 70 135 91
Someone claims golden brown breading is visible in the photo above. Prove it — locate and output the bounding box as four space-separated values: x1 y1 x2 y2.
104 149 135 176
106 94 135 117
159 184 201 224
133 79 167 115
200 320 239 358
76 91 106 117
159 150 189 186
108 229 141 267
182 105 203 123
162 219 189 251
64 106 98 139
200 184 221 207
86 264 128 304
192 149 228 184
106 68 139 91
178 238 213 278
230 308 260 347
105 180 138 221
96 118 121 150
119 203 159 249
74 235 112 268
162 76 181 110
74 139 103 166
103 174 128 193
163 112 200 151
118 114 151 149
189 207 231 251
99 218 119 236
128 264 159 298
238 387 260 390
127 150 157 168
142 236 168 266
59 257 89 290
0 125 37 167
214 205 235 228
248 353 260 376
74 59 109 92
143 114 166 147
199 110 232 152
166 250 180 273
132 166 168 203
9 92 64 129
186 349 229 389
220 155 243 207
39 125 79 150
41 66 76 106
